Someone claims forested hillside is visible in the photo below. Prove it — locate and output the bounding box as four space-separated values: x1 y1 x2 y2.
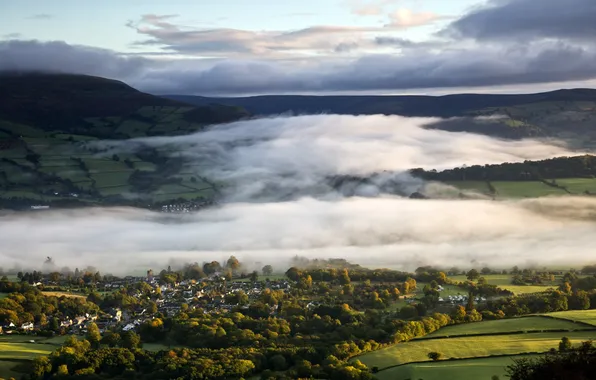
0 73 249 208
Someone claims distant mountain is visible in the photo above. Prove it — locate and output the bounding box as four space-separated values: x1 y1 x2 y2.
166 89 596 142
0 73 250 208
0 72 250 138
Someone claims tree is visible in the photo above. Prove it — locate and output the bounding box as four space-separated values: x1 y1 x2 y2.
269 354 288 371
428 352 442 361
250 270 259 282
148 301 158 314
299 275 313 289
101 332 121 347
507 341 596 380
112 154 120 161
340 269 351 285
262 265 273 276
86 322 101 348
31 356 52 378
121 331 141 349
56 364 69 376
466 269 480 281
226 256 241 272
559 336 572 352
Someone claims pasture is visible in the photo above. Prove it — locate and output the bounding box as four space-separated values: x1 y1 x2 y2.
449 274 555 295
422 316 592 339
446 178 596 198
375 355 537 380
546 310 596 326
41 291 86 299
356 331 596 370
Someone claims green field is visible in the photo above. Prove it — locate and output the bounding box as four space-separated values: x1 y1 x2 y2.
446 178 596 198
0 360 26 379
491 181 566 198
0 341 52 360
555 178 596 194
356 331 596 370
546 310 596 326
424 316 591 339
376 355 537 380
449 274 555 295
0 292 8 299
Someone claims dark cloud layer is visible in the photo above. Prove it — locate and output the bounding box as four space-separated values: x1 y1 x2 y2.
0 40 149 79
2 0 596 95
1 39 596 95
446 0 596 40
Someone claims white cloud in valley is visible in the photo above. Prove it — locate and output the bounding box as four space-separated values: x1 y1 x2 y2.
0 114 592 274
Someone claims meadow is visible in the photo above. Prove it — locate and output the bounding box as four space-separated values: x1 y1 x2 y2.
356 330 596 370
446 179 596 198
374 355 537 380
422 316 592 339
545 310 596 326
449 274 556 295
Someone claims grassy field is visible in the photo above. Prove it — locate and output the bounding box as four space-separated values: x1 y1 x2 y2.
0 359 27 379
446 178 596 198
546 310 596 326
423 316 592 339
41 291 86 299
449 274 555 295
375 355 537 380
555 178 596 194
491 181 566 198
0 341 52 360
356 331 596 369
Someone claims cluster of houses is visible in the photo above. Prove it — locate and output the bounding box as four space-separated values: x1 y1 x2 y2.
1 270 292 337
158 200 215 213
439 294 488 304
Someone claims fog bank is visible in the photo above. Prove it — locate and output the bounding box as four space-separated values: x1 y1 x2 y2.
1 114 592 273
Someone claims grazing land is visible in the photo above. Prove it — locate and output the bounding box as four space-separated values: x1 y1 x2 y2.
450 274 556 294
546 310 596 326
356 331 596 370
41 291 87 299
422 316 592 339
375 355 538 380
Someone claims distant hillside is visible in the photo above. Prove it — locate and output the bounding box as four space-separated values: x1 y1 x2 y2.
411 155 596 199
0 72 250 138
0 73 250 208
167 89 596 142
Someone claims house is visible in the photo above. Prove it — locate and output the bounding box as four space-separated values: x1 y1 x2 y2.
20 322 34 331
122 323 136 332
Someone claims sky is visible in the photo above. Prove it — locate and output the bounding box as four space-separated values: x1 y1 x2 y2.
1 0 596 95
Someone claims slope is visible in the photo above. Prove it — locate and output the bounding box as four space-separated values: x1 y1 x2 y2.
167 89 596 142
0 73 249 208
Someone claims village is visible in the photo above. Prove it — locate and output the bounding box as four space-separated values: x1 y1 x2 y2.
0 268 292 336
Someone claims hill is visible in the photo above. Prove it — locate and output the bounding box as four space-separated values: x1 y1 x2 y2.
167 89 596 142
0 72 249 138
0 73 250 208
412 155 596 199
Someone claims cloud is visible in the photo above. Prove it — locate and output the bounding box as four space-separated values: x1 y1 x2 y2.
128 14 381 57
101 114 576 202
136 40 596 95
0 114 590 273
385 9 441 28
28 14 53 20
2 39 596 95
2 33 21 39
0 39 150 79
445 0 596 41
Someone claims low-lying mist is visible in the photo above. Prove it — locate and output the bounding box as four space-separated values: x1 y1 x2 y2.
1 114 593 274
